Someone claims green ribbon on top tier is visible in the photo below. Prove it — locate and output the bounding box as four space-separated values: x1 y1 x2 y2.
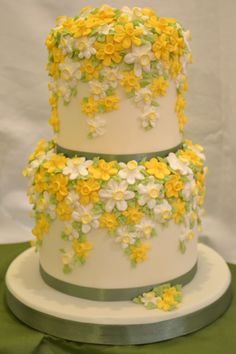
56 143 183 162
39 261 197 301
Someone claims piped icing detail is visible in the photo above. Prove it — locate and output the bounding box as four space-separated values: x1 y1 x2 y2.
46 5 192 138
23 140 207 273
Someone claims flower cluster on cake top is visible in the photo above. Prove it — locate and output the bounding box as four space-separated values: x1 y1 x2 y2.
46 5 192 138
23 140 207 273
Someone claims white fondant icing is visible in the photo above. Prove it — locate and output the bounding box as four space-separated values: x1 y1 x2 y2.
5 244 231 324
57 81 181 154
39 220 198 289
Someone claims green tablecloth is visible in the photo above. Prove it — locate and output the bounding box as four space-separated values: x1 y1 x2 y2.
0 242 235 354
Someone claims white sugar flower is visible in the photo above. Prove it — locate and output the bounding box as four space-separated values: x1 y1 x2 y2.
138 178 163 209
63 222 79 240
166 152 192 175
154 200 172 222
188 144 206 161
89 80 109 100
182 176 197 200
135 216 157 239
75 36 96 59
63 157 92 180
124 43 155 77
115 225 138 248
66 191 80 209
141 291 160 306
118 160 144 184
98 23 114 35
59 60 82 81
30 149 54 170
87 116 106 138
179 225 195 242
101 67 122 88
72 204 100 234
61 250 75 265
134 87 153 106
99 180 135 212
36 191 56 219
140 105 160 129
59 36 76 54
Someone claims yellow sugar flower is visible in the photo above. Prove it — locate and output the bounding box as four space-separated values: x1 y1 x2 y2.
99 212 118 230
178 112 188 133
81 96 99 117
145 158 170 179
88 160 117 181
76 179 100 205
114 23 143 49
120 71 141 92
34 168 49 193
123 206 144 224
165 174 184 198
172 199 186 223
49 94 58 108
49 174 69 200
151 76 169 97
152 34 170 63
43 154 67 173
73 18 92 38
49 108 60 132
45 34 54 50
175 94 186 116
170 60 182 79
47 62 59 79
81 59 101 81
32 215 50 240
56 200 73 221
102 95 120 112
73 239 93 259
29 139 47 160
95 35 122 67
179 150 202 167
130 243 150 263
51 47 64 64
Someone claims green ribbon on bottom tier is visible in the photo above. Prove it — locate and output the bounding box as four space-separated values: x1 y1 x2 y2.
5 284 232 345
39 261 198 301
56 143 183 162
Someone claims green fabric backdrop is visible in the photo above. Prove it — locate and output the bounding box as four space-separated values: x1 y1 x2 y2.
0 242 235 354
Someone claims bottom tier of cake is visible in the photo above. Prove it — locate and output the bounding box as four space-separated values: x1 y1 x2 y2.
5 243 232 345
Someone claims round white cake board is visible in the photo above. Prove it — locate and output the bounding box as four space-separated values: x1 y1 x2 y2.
5 243 232 345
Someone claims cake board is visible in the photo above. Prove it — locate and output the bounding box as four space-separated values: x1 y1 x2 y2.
5 243 232 345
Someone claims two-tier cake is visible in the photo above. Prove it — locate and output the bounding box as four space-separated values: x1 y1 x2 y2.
5 5 232 345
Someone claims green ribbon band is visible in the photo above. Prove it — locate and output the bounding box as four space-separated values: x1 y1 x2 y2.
39 262 198 301
5 283 232 345
56 143 183 162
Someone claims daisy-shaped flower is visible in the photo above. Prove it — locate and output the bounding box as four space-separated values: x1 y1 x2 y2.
166 152 192 175
101 66 122 88
134 87 153 107
137 177 163 209
115 225 138 248
118 160 144 184
88 80 109 100
72 203 100 234
99 180 135 212
98 23 114 35
181 176 197 200
66 190 80 209
135 216 157 239
124 42 155 77
30 149 54 171
154 200 172 222
63 222 80 240
140 105 160 129
59 36 76 55
140 291 160 307
63 157 92 180
87 116 106 138
58 59 82 81
76 36 96 59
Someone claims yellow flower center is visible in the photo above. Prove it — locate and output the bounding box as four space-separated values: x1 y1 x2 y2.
122 234 131 244
149 188 159 198
127 160 138 170
81 213 92 224
162 210 171 219
140 54 150 66
144 93 152 102
78 41 86 51
144 225 152 236
61 67 72 81
104 43 115 54
113 190 124 201
92 85 102 95
148 112 156 121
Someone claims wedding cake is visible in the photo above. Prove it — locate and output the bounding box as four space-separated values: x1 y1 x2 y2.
5 5 232 345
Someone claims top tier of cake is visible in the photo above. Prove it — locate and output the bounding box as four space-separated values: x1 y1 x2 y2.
46 5 192 154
